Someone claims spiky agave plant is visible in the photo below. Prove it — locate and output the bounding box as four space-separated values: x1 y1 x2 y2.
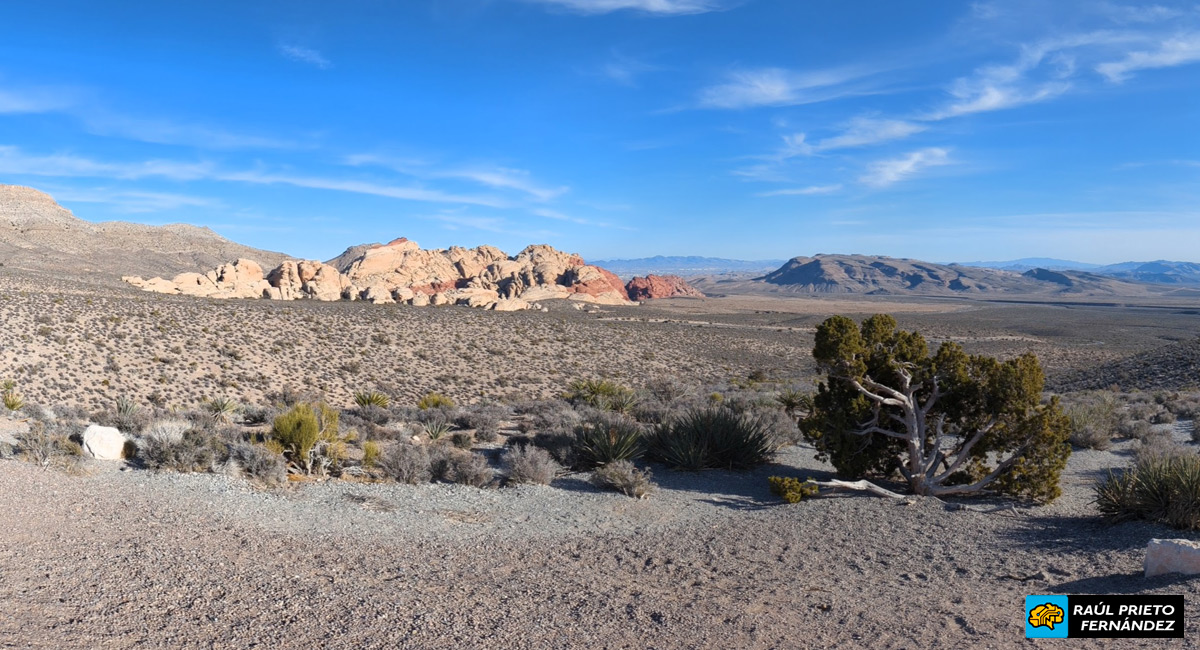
354 391 391 408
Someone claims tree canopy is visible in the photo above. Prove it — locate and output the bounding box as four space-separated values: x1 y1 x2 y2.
801 314 1071 501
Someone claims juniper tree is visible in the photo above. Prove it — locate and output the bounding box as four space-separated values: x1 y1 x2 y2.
801 314 1071 502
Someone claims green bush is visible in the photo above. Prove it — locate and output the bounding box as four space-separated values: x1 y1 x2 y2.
573 416 644 470
417 392 455 410
565 378 636 412
768 476 820 503
1096 451 1200 530
648 407 775 470
362 440 382 468
273 403 320 462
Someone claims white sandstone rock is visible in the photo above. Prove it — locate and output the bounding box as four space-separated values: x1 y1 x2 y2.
1145 538 1200 577
81 425 127 460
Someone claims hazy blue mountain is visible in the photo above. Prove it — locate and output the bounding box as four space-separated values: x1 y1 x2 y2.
955 258 1100 272
1095 260 1200 284
591 255 786 278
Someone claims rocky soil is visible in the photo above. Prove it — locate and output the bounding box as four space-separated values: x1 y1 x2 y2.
2 435 1198 649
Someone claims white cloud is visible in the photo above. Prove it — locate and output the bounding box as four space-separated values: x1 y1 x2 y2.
80 112 297 150
1096 33 1200 81
780 118 927 158
757 184 843 197
860 148 952 187
697 66 877 110
523 0 724 15
278 43 333 69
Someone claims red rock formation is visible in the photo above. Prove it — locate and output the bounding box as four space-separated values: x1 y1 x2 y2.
625 274 706 301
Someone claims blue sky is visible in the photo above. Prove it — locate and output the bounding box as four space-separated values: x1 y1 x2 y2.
0 0 1197 263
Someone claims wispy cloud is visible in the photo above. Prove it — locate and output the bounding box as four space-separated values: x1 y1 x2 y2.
48 187 223 213
278 43 333 69
522 0 725 15
79 112 298 150
860 148 952 187
1096 33 1200 82
756 184 843 197
346 154 568 201
0 85 76 114
599 52 661 86
0 145 509 208
779 118 927 158
697 66 881 110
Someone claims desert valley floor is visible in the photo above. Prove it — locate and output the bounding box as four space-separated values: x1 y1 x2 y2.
2 269 1200 648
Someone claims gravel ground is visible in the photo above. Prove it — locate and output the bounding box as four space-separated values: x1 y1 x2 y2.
3 437 1200 649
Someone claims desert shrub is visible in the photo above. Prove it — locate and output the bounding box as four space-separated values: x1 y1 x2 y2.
139 427 217 472
573 415 644 470
417 392 455 410
749 406 803 447
351 404 391 426
95 396 150 434
1096 451 1200 529
362 440 382 468
377 443 432 484
647 407 775 471
266 384 322 408
531 432 577 468
644 377 689 405
768 476 821 503
523 402 581 438
428 444 454 481
445 451 494 488
565 378 636 412
227 443 287 485
1153 410 1179 425
502 445 559 485
456 404 507 443
1134 430 1187 465
1127 403 1160 421
591 460 655 499
241 404 277 426
1064 396 1118 450
1118 419 1154 440
204 397 238 423
14 421 79 467
451 431 474 449
272 403 340 474
354 391 391 409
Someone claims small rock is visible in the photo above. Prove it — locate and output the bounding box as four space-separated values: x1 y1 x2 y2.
1145 538 1200 577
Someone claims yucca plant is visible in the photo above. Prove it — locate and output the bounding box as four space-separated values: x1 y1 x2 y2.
354 391 391 409
204 396 238 423
774 388 811 420
573 417 644 470
565 378 635 411
2 388 23 413
422 419 454 441
116 395 140 418
1096 452 1200 530
647 407 775 471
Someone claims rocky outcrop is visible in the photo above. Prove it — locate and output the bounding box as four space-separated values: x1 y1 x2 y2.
123 238 636 311
625 274 705 301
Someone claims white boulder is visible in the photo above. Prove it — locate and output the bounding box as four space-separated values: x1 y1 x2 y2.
1145 538 1200 577
82 425 127 460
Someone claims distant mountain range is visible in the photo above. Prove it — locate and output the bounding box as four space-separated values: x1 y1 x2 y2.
958 258 1200 284
590 256 786 278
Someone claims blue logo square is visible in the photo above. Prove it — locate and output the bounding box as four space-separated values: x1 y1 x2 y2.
1026 595 1069 638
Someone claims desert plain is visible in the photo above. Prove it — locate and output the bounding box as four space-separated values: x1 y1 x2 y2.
1 260 1199 648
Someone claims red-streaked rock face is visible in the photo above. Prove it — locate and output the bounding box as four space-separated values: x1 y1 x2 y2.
625 274 705 301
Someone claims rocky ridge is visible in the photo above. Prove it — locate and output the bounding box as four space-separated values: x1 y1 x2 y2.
124 237 636 311
625 274 705 300
0 184 290 278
